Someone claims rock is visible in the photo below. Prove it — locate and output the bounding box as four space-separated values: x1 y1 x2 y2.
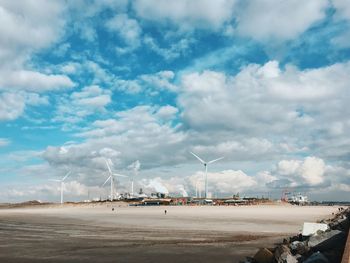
289 241 308 255
253 248 273 263
303 251 330 263
308 230 346 251
274 245 298 263
285 254 298 263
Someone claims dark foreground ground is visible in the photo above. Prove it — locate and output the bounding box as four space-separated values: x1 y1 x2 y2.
0 213 285 263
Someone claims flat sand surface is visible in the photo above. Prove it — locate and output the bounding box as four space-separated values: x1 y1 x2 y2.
0 204 338 263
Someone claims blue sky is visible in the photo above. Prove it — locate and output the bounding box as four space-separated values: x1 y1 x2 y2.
1 0 350 202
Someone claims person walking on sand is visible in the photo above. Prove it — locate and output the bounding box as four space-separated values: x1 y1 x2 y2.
164 210 167 215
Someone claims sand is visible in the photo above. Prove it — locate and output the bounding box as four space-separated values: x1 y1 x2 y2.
0 203 339 263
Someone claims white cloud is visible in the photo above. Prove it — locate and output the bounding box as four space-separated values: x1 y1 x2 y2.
188 170 257 194
44 105 187 170
0 70 74 93
236 0 329 41
115 70 177 95
0 92 26 121
54 85 112 123
0 1 75 121
0 0 66 65
332 0 350 20
133 0 236 31
115 79 142 94
156 105 179 121
143 36 194 60
299 157 326 185
0 138 10 147
140 70 177 92
178 61 350 160
71 85 111 108
277 160 301 176
331 0 350 48
0 180 94 203
106 13 142 51
276 157 326 186
0 91 47 121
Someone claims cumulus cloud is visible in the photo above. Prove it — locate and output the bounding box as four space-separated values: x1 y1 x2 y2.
143 36 195 60
332 0 350 20
188 170 257 196
178 61 350 161
140 71 177 92
106 13 142 52
133 0 236 31
0 1 74 121
0 180 97 203
0 92 49 121
128 160 140 170
116 70 177 94
0 0 66 65
236 0 329 41
0 138 10 147
44 105 187 170
275 157 326 186
0 70 74 92
53 85 111 123
156 105 179 121
0 92 26 121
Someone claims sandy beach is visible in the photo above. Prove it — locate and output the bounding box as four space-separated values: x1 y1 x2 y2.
0 204 339 263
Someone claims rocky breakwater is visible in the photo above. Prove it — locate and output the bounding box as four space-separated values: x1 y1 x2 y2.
242 207 350 263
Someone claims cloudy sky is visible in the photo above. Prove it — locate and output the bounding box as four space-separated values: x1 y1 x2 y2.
1 0 350 202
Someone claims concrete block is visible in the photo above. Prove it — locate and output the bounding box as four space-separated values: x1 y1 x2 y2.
304 251 330 263
308 230 346 251
302 222 329 236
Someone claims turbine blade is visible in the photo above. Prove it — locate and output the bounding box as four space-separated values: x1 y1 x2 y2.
113 173 128 178
62 171 71 181
208 157 224 164
49 179 61 182
190 152 206 164
105 159 112 174
102 176 111 187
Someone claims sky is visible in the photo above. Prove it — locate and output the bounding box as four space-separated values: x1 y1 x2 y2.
0 0 350 203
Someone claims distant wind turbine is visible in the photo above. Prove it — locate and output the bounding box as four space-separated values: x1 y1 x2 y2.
190 152 224 199
102 159 127 201
50 171 71 204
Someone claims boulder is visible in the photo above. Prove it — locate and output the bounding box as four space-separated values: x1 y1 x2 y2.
289 241 308 255
303 251 329 263
308 230 346 251
253 248 273 263
274 245 298 263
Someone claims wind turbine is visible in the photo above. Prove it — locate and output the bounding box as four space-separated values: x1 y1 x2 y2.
190 152 224 199
102 159 127 201
50 171 71 204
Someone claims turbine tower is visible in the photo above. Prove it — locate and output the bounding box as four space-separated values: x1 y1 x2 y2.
50 171 71 204
102 159 127 201
190 152 224 199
